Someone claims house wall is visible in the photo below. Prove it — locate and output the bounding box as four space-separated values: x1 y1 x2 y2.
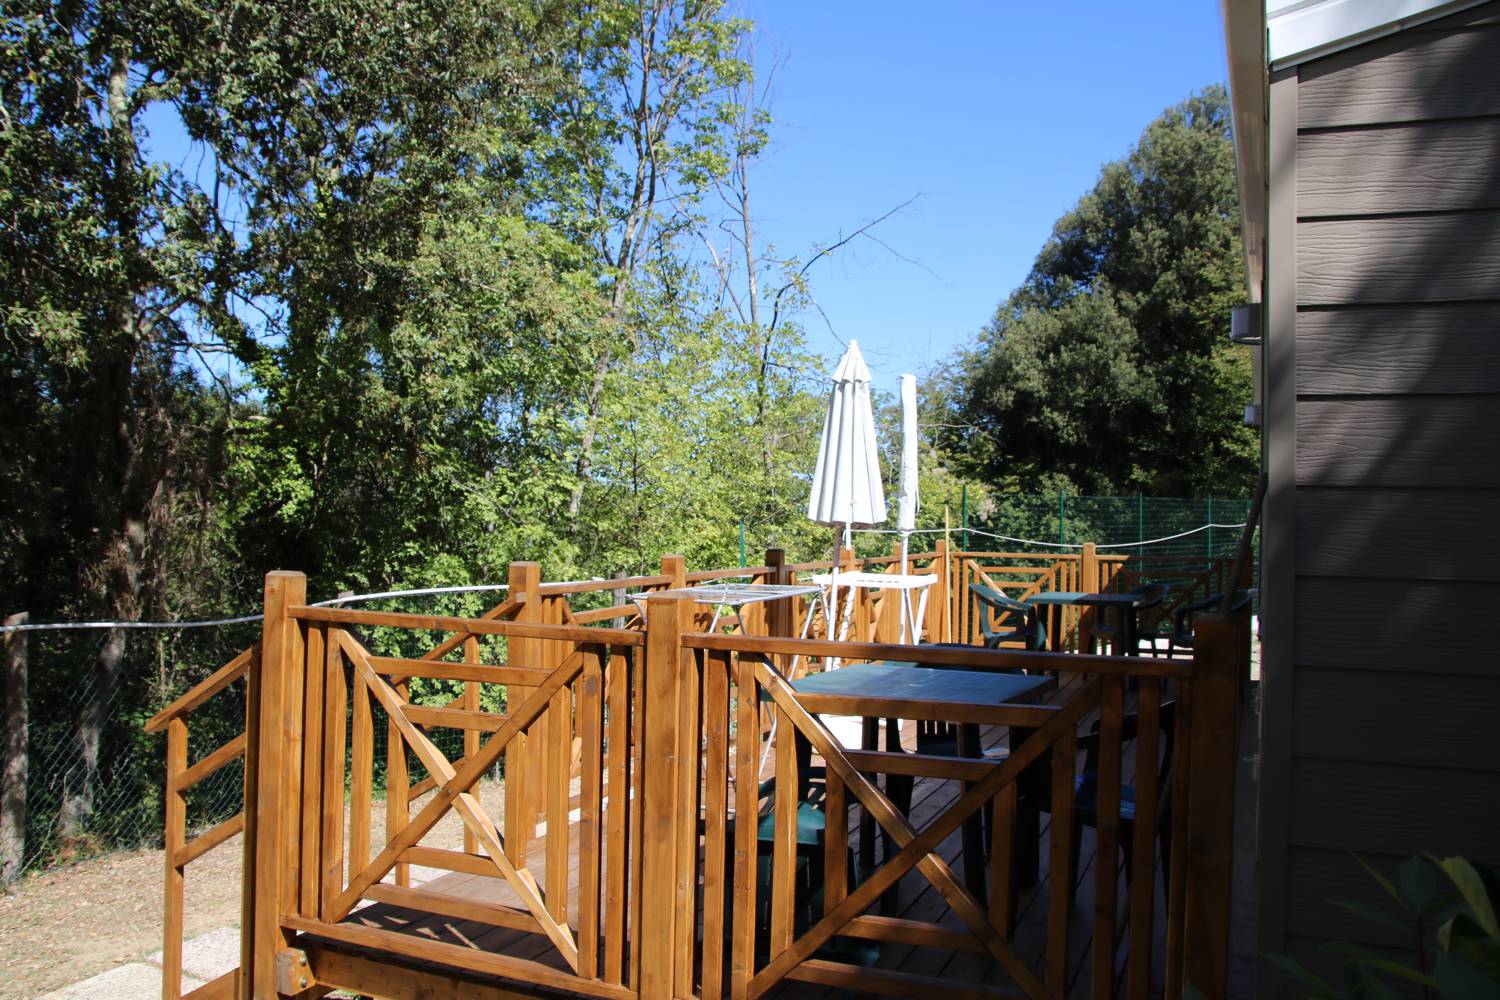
1259 1 1500 988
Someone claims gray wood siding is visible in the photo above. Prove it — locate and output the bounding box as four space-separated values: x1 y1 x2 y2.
1298 211 1500 305
1296 304 1500 395
1285 849 1419 948
1292 667 1500 769
1296 488 1500 580
1265 3 1500 980
1297 118 1500 217
1297 18 1500 127
1288 760 1500 857
1296 397 1500 487
1295 578 1500 673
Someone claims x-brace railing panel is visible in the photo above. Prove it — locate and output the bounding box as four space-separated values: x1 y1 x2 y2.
327 628 596 971
742 657 1101 1000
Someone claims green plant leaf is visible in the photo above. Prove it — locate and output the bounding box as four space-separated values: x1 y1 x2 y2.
1263 953 1340 997
1433 953 1500 1000
1353 854 1404 910
1330 898 1405 932
1399 855 1437 912
1356 967 1403 1000
1437 857 1500 939
1351 959 1437 988
1441 913 1500 981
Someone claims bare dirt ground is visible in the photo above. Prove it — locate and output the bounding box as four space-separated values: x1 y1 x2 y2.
0 782 504 999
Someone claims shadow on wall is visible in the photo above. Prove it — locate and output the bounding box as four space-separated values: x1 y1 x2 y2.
1266 1 1500 981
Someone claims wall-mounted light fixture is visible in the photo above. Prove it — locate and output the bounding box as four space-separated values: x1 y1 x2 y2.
1230 303 1263 345
1230 304 1263 425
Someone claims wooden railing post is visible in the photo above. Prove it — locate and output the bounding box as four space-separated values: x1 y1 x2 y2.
1079 542 1100 653
640 593 691 1000
251 570 307 1000
765 548 791 651
874 541 904 643
1180 611 1242 999
506 561 541 858
931 539 950 643
662 553 686 590
163 715 187 1000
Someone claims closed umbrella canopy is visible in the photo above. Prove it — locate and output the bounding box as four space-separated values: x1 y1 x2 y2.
808 340 885 653
807 340 887 536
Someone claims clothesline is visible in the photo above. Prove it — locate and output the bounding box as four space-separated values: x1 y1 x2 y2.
856 521 1248 550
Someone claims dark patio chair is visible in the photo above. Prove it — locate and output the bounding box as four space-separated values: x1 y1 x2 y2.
722 750 875 966
1162 589 1256 650
969 582 1048 651
1065 701 1179 905
1089 582 1169 655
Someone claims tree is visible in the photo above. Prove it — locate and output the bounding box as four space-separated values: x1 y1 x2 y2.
541 0 754 522
1 0 239 833
940 86 1256 497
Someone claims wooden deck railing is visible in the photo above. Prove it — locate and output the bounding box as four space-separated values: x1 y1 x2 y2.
147 547 1248 1000
143 643 259 1000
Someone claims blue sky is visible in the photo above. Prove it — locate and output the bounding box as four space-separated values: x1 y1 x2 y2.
738 1 1229 392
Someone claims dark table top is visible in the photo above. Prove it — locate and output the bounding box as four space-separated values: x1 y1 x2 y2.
791 662 1056 725
1027 590 1149 608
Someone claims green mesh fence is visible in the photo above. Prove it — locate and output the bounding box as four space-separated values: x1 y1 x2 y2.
955 493 1258 614
951 493 1248 559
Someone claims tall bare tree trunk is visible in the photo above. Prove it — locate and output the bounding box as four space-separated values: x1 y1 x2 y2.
61 44 147 839
2 613 27 888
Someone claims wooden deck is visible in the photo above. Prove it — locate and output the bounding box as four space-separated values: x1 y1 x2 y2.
153 549 1252 1000
300 672 1257 998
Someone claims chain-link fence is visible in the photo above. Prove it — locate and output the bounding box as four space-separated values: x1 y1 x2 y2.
5 621 259 875
0 589 514 880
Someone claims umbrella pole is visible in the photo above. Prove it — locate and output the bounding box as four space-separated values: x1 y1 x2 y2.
900 530 911 643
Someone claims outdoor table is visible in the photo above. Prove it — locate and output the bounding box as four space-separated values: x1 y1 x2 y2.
629 582 824 635
808 570 936 644
1028 590 1150 654
792 662 1056 900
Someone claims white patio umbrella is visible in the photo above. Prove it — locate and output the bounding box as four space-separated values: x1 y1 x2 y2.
896 373 919 574
807 340 887 645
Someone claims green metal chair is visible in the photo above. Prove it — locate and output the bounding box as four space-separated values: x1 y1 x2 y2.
968 582 1048 651
1089 582 1169 655
1162 588 1256 650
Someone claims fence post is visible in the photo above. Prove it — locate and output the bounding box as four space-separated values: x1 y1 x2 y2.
506 561 542 859
163 716 187 1000
931 540 950 644
1080 544 1099 653
960 479 972 551
1180 611 1242 999
251 570 307 1000
2 612 28 890
662 553 687 590
765 548 791 640
640 593 691 1000
1207 497 1215 560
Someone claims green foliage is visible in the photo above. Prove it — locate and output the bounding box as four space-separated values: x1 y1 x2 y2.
1267 855 1500 999
940 85 1257 498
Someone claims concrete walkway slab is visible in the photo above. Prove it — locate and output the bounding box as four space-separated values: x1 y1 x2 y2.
38 961 202 1000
